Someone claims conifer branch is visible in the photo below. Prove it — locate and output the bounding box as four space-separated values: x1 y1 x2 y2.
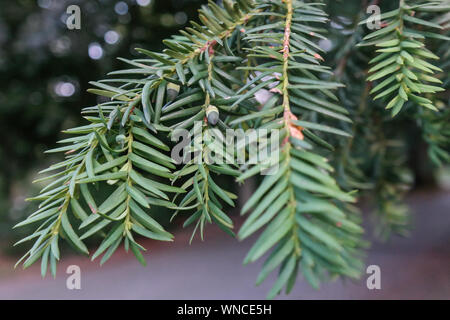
14 0 449 298
359 0 448 116
234 0 365 298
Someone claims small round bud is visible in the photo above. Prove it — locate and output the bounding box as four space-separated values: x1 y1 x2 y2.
206 105 219 126
115 134 126 144
167 83 180 101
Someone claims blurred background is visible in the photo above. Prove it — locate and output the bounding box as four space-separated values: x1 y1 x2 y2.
0 0 448 299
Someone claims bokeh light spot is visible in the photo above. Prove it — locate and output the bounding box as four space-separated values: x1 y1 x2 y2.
115 2 129 15
88 42 104 60
104 30 120 44
137 0 151 6
54 82 76 97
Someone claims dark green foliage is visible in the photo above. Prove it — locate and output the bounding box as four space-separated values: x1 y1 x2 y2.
0 0 205 239
359 1 448 117
15 0 449 299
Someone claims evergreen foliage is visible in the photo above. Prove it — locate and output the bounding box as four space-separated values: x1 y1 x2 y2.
15 0 449 298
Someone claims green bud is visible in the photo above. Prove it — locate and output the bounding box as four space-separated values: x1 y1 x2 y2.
167 83 180 101
115 134 126 144
206 105 219 126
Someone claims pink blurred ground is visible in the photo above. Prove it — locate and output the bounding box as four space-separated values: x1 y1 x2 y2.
0 190 449 300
